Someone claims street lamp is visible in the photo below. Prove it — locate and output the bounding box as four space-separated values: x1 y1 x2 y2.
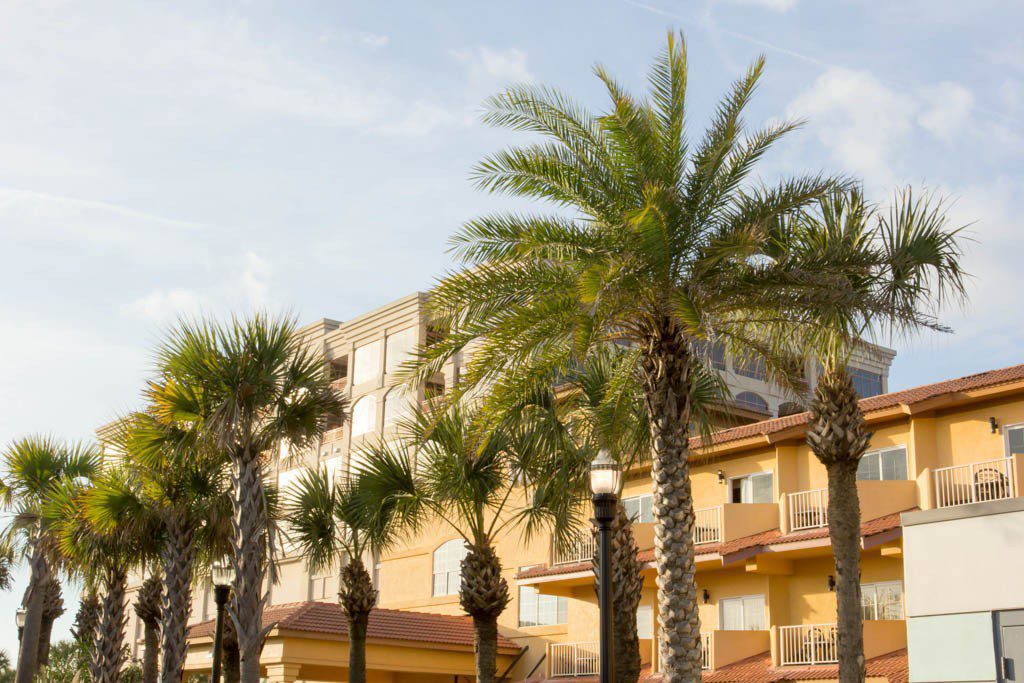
210 557 236 683
15 607 26 642
590 449 621 683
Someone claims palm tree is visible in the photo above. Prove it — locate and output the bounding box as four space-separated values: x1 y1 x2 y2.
134 574 163 683
411 34 844 681
0 436 99 683
71 586 101 680
358 405 573 683
285 465 400 683
36 574 65 668
788 188 967 682
153 314 345 683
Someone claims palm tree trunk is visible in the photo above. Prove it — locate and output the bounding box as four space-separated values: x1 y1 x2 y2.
93 565 129 683
609 503 644 683
229 451 270 683
807 368 871 683
639 319 701 683
339 558 377 683
15 535 49 683
135 575 163 683
73 590 100 680
37 574 65 667
160 514 197 683
459 543 510 683
222 615 241 683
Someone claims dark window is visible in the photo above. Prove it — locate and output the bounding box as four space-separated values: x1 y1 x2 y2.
849 367 883 398
735 356 767 381
735 391 769 414
693 340 726 371
778 402 804 417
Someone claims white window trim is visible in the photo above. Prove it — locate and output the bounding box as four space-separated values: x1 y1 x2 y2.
728 472 774 504
861 580 904 620
718 593 767 631
857 445 909 481
1003 422 1024 457
432 540 467 597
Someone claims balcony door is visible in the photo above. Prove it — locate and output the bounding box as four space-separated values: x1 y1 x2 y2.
996 610 1024 682
720 594 766 631
729 472 773 504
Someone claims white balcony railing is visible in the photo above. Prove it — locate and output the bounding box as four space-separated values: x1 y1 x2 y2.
789 488 828 531
552 533 596 566
934 457 1016 508
779 623 838 666
701 633 712 670
549 642 599 677
694 506 723 545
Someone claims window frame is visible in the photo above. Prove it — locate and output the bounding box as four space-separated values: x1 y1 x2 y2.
861 580 904 620
432 539 468 597
517 585 568 628
1004 423 1024 457
353 340 383 386
384 327 419 376
856 446 908 482
350 394 378 439
623 494 654 523
719 594 767 631
728 472 774 504
734 391 770 414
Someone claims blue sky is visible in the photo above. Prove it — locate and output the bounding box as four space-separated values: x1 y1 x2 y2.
1 0 1021 654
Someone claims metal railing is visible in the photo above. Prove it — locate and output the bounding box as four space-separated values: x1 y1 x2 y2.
694 506 723 545
552 533 596 566
549 642 599 677
778 623 838 666
701 633 712 670
789 488 828 531
934 457 1016 508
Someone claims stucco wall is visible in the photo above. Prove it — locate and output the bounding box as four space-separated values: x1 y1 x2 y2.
907 612 996 683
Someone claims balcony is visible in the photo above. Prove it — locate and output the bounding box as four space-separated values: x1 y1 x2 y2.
782 480 918 533
551 534 596 567
778 623 837 666
933 457 1017 508
549 642 599 677
700 631 771 671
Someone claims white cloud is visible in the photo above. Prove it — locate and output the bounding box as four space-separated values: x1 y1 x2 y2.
917 82 975 142
126 288 202 322
239 250 273 307
718 0 799 11
455 46 533 86
359 32 390 49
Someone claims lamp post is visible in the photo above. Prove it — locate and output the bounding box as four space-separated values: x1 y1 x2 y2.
590 449 621 683
210 557 235 683
15 608 26 643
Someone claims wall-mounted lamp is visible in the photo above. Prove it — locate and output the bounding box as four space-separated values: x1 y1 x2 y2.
990 417 999 434
827 575 836 592
702 588 711 604
717 470 726 484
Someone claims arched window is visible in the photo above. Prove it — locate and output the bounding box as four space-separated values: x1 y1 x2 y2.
778 401 804 417
432 539 468 596
735 391 769 414
383 386 412 428
350 395 377 438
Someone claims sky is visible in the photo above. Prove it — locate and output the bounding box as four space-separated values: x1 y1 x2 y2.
1 0 1022 655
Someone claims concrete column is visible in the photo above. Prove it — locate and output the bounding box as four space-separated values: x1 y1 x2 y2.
265 663 301 683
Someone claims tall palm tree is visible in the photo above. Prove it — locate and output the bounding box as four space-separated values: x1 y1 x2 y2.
0 436 99 683
45 468 158 683
410 34 845 681
153 314 345 683
358 405 573 683
36 574 64 668
787 188 967 682
285 464 399 683
71 585 101 680
134 574 163 683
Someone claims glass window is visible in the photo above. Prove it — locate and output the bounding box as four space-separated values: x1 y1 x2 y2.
735 392 769 413
849 367 884 398
735 356 767 381
636 604 654 639
862 581 904 620
385 327 419 376
720 595 766 630
694 340 726 371
778 402 804 417
350 395 377 438
353 340 383 386
730 472 773 504
432 539 468 597
310 571 336 601
383 386 413 427
857 447 908 481
518 586 568 627
623 494 654 523
1006 425 1024 455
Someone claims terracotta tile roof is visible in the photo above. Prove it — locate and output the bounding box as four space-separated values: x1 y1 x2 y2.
703 648 908 683
515 513 904 581
698 363 1024 449
187 601 520 652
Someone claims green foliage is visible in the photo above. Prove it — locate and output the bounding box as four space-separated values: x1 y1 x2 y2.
0 650 13 683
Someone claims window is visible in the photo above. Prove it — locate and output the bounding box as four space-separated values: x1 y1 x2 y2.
720 595 766 631
518 586 568 627
385 327 419 376
383 386 412 427
850 367 884 398
350 395 377 438
1006 425 1024 455
310 571 336 601
735 392 769 414
636 604 654 639
432 539 468 597
778 401 804 417
857 446 908 481
730 472 773 504
694 340 726 371
861 581 903 620
734 356 767 381
623 494 654 523
353 340 383 386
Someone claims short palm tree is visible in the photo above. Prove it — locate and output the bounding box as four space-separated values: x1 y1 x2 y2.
412 34 845 680
36 574 65 668
0 435 99 683
134 574 163 683
153 314 345 683
358 405 572 683
71 585 101 680
285 465 400 683
789 188 967 682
